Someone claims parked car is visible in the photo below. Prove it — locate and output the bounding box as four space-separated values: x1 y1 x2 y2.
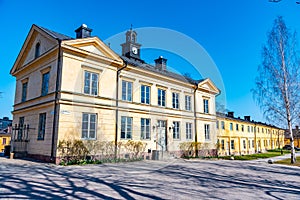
282 144 300 151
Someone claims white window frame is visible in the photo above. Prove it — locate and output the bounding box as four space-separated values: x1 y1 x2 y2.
84 71 99 96
122 80 132 101
204 124 210 140
158 88 166 107
203 99 209 114
185 95 191 111
141 118 151 140
172 92 179 109
41 72 50 96
82 113 97 140
173 121 180 139
121 116 132 139
186 122 192 140
141 85 150 104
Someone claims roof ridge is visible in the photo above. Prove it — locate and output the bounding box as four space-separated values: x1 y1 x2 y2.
34 24 73 40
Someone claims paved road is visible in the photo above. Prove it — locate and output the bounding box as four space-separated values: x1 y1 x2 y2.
0 156 300 199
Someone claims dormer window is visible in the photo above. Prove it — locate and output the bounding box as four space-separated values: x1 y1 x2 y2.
35 42 40 58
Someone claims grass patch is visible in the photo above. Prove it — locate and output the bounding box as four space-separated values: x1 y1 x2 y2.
219 150 290 161
274 156 300 167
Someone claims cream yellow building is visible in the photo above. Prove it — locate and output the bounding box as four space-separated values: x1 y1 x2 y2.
217 112 284 156
10 24 220 163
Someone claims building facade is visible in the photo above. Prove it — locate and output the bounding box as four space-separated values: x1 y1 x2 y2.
216 112 284 156
10 24 220 163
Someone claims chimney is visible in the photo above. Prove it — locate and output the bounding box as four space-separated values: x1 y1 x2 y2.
227 112 234 118
154 56 167 71
296 126 299 130
75 24 92 39
244 116 251 121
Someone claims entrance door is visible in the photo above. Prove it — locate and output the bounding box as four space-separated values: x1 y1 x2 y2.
157 120 167 151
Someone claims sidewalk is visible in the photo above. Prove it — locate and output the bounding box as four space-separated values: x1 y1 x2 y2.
254 152 300 163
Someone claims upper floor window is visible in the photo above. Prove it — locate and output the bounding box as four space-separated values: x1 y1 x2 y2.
158 88 166 107
216 120 219 129
173 121 180 139
186 122 192 140
141 85 150 104
35 42 40 59
2 138 6 145
141 118 150 140
236 124 239 131
221 121 225 130
121 116 132 139
257 127 260 133
203 99 209 113
21 81 28 102
230 123 233 131
172 92 179 109
122 80 132 101
82 113 97 139
38 113 46 140
185 95 191 111
231 140 235 149
247 126 250 132
204 124 210 140
41 72 50 96
84 71 98 95
241 125 244 132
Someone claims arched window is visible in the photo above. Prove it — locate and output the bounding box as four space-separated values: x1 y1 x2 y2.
35 42 40 58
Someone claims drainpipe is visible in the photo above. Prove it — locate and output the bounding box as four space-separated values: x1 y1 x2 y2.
51 39 62 162
193 84 198 157
114 61 127 158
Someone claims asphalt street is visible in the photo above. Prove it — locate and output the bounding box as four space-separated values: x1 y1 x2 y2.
0 155 300 199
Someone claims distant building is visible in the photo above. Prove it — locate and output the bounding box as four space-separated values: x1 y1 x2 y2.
216 112 284 156
284 126 300 147
0 117 12 130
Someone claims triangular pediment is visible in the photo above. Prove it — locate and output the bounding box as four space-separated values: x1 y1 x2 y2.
11 25 59 75
62 37 122 63
198 78 220 95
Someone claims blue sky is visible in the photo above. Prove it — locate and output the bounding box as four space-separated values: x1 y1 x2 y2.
1 0 300 123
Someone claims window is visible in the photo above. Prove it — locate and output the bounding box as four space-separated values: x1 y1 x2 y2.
173 121 180 139
2 138 6 145
185 95 191 111
186 122 192 140
221 139 225 150
38 113 46 140
203 99 209 113
158 89 166 107
257 127 260 133
262 128 264 133
141 85 150 104
251 126 254 133
241 125 244 132
236 124 239 131
41 72 49 96
21 82 28 102
172 92 179 109
35 42 40 58
122 80 132 101
121 116 132 139
230 123 233 131
18 117 25 140
243 140 246 149
141 118 150 139
231 140 235 149
204 124 210 140
252 140 255 148
221 121 225 130
216 120 219 129
84 71 98 95
82 113 97 139
247 126 250 132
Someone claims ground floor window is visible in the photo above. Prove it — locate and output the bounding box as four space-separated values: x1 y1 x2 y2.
141 118 150 140
221 139 225 150
173 122 180 139
38 113 46 140
243 140 246 149
82 113 97 139
121 116 132 139
186 122 192 140
204 124 210 140
231 140 235 150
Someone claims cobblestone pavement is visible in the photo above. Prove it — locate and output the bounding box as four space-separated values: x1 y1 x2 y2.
0 155 300 200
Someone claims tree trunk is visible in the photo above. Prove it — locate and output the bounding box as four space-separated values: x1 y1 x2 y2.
288 120 296 164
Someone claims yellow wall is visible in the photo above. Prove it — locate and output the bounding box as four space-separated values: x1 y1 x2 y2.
0 134 11 152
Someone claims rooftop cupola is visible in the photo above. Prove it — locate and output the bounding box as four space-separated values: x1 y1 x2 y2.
75 24 92 39
154 56 167 71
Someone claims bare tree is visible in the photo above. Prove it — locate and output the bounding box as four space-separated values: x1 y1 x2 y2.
253 16 300 164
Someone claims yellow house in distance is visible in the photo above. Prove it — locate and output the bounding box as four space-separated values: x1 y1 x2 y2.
10 24 220 163
0 133 11 153
216 112 284 156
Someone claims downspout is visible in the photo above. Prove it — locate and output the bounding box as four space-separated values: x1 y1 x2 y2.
114 61 127 158
193 84 198 157
51 39 62 162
